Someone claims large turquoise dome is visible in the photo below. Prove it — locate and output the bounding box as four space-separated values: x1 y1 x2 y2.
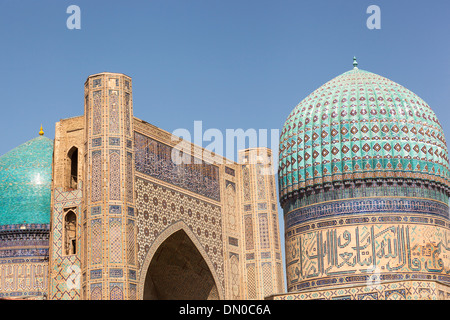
279 63 450 206
0 135 53 226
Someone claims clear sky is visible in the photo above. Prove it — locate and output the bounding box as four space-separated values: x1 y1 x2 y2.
0 0 449 290
1 0 449 155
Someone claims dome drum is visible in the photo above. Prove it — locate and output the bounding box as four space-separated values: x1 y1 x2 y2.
280 176 449 209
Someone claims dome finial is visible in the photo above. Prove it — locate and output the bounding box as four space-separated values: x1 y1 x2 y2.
353 56 358 69
39 125 44 136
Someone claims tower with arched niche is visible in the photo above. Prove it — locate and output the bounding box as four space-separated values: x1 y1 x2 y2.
48 114 84 300
82 72 137 300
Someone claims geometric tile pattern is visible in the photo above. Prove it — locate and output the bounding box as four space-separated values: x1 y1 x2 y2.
129 283 137 300
109 150 121 201
279 67 450 205
269 280 450 300
224 182 237 231
239 148 285 299
0 224 49 299
109 282 123 300
127 219 136 266
92 90 102 136
81 72 137 300
90 219 102 265
258 213 269 249
272 214 280 250
244 216 254 250
126 152 134 203
242 166 251 202
48 187 82 300
91 151 102 202
124 93 131 137
90 283 102 300
262 262 273 297
283 183 449 213
256 164 266 201
135 176 224 295
109 90 120 134
276 262 283 293
246 263 256 299
284 193 449 230
109 218 122 263
229 253 240 299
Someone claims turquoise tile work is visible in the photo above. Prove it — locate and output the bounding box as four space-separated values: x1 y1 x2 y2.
0 136 53 225
278 66 450 204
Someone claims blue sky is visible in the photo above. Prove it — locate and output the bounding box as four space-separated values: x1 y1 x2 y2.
0 0 448 155
0 0 449 290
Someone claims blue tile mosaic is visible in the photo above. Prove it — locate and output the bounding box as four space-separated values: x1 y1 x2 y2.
109 205 121 214
0 136 53 226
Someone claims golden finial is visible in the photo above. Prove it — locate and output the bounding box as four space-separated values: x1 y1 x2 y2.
39 125 44 136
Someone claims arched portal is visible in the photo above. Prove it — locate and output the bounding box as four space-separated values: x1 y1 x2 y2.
141 228 220 300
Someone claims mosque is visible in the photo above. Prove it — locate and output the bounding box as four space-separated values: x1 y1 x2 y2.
0 59 449 300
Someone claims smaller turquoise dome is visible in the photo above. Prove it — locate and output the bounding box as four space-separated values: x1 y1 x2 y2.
0 136 53 226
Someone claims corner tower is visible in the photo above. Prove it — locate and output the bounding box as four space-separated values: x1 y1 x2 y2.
239 148 284 299
82 73 137 300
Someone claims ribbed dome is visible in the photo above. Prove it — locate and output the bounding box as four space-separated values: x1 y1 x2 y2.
0 136 53 226
279 67 450 206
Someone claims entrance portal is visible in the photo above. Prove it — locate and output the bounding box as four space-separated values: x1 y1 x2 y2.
143 229 219 300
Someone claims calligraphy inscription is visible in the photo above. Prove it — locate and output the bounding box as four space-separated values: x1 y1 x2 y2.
286 223 450 290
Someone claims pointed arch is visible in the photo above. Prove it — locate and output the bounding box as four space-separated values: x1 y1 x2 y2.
137 220 223 300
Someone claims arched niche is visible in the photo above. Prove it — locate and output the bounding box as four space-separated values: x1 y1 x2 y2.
138 222 222 300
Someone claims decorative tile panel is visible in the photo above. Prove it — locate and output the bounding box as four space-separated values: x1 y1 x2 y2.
109 90 120 134
135 177 224 295
92 90 102 136
109 218 122 264
109 150 121 201
134 132 220 201
91 151 102 202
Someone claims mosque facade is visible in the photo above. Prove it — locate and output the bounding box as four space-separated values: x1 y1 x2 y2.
0 72 284 300
0 60 449 300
